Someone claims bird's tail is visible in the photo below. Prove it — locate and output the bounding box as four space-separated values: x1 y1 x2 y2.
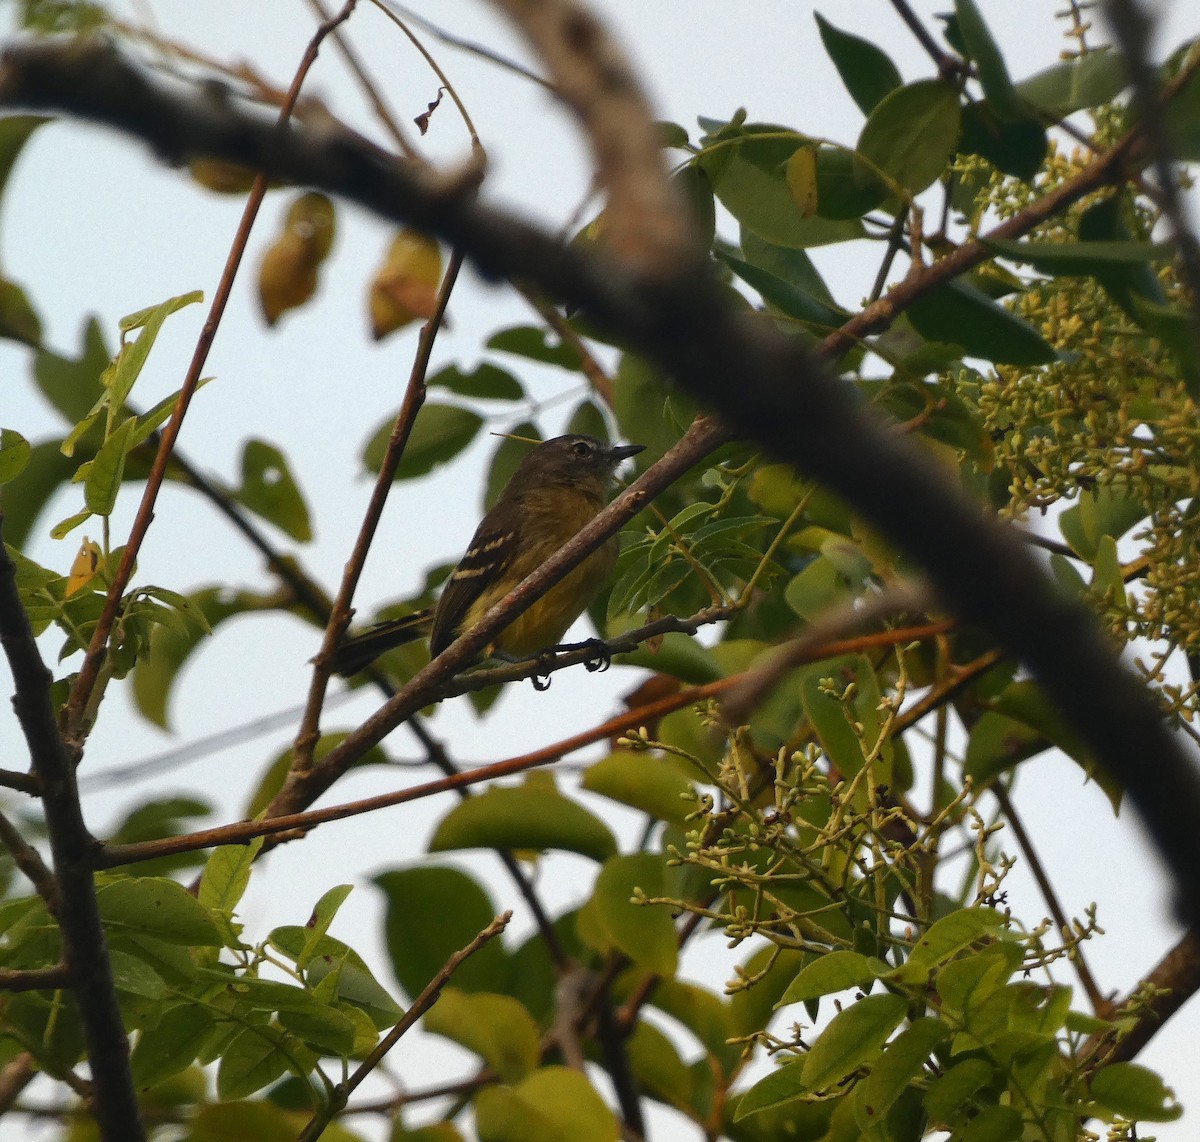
328 607 434 676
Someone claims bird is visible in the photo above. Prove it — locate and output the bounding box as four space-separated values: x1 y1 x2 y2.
328 433 644 676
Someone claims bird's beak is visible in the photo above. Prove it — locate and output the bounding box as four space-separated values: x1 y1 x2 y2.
606 443 645 465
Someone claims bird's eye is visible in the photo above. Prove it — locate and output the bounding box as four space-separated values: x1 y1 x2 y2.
571 439 593 458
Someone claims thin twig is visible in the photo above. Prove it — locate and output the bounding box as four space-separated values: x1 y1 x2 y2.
98 616 951 868
991 783 1109 1015
305 0 421 159
59 1 361 751
294 248 464 772
0 809 59 910
0 965 70 992
296 911 511 1142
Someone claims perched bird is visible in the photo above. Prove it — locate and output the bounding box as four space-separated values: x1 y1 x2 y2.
329 433 644 676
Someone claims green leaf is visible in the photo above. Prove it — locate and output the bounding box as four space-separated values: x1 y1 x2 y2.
198 836 264 917
425 988 540 1082
1129 295 1200 397
893 906 1005 981
988 237 1172 275
674 162 717 248
955 0 1024 121
1077 195 1166 318
0 428 31 484
907 280 1056 365
734 1057 808 1120
589 851 679 976
0 115 50 214
374 866 508 1000
234 438 312 542
0 278 40 346
778 950 888 1005
364 402 484 480
704 130 864 249
958 101 1047 181
216 1024 293 1100
814 13 903 115
720 251 847 329
276 1002 357 1057
934 947 1018 1013
84 415 135 515
429 779 617 862
130 1004 214 1088
924 1056 995 1122
854 1017 950 1132
187 1101 297 1142
1015 50 1127 117
803 993 907 1092
270 926 402 1029
958 1104 1022 1141
963 710 1048 786
581 750 695 826
107 948 165 1000
1 439 76 548
740 228 840 308
97 877 224 947
624 1020 694 1110
428 362 525 401
109 291 203 410
487 325 584 370
1165 42 1200 161
858 80 962 194
476 1067 618 1142
1091 1062 1183 1122
296 884 354 970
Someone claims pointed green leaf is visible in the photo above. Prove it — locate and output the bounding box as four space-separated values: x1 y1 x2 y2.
955 0 1024 121
734 1057 808 1120
895 906 1004 979
109 291 203 410
803 993 907 1092
778 949 888 1005
987 237 1172 274
720 251 847 329
907 280 1056 364
1016 51 1127 117
198 836 264 916
854 1016 949 1132
814 13 903 115
924 1056 995 1122
130 1004 215 1088
858 80 962 194
84 415 135 515
216 1024 293 1100
487 324 585 370
297 884 354 970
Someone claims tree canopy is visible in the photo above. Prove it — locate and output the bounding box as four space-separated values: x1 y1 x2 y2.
1 1 1200 1140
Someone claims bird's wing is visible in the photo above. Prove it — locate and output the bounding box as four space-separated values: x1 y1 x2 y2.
429 518 519 657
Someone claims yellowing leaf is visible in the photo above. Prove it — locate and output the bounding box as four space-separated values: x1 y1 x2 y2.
368 229 444 340
258 231 318 326
785 146 819 218
65 537 102 597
